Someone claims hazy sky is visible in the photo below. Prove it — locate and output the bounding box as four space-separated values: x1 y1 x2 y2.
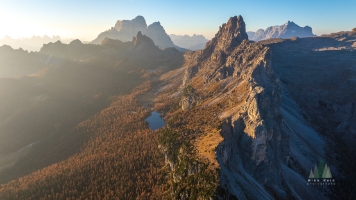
0 0 355 41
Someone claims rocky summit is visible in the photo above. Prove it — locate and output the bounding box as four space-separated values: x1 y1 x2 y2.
201 15 248 61
249 21 315 41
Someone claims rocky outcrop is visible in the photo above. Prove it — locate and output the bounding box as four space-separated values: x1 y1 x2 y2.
201 15 248 63
180 84 199 111
249 21 315 41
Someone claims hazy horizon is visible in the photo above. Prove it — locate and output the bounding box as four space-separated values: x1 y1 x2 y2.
1 0 355 42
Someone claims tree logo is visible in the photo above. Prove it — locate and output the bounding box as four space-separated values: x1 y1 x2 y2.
307 159 335 185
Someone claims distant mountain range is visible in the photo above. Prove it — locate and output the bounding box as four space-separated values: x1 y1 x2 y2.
169 34 208 50
0 16 209 53
247 21 315 41
91 16 187 52
0 36 74 52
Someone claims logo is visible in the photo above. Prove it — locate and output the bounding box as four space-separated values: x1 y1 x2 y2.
307 159 336 185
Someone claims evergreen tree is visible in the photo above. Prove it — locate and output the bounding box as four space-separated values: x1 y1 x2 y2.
309 169 315 178
313 164 319 178
322 164 328 178
326 168 332 178
317 159 325 178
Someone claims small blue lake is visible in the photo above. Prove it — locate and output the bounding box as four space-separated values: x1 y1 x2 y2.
145 111 166 130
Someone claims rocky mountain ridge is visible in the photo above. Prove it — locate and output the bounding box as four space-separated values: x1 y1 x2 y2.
154 15 356 199
91 16 186 52
248 21 315 41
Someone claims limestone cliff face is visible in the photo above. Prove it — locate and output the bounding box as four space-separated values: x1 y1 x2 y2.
199 20 293 197
160 15 329 199
202 17 326 199
214 50 292 199
155 15 356 199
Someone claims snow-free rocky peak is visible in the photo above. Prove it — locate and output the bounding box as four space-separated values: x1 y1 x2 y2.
250 21 315 41
201 15 248 60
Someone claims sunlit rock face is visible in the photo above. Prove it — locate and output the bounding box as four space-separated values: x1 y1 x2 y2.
166 15 334 199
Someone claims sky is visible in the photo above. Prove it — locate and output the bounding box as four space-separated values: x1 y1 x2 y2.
0 0 355 41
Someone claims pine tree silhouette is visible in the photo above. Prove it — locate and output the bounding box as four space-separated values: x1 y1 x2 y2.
309 169 315 178
313 164 319 178
317 159 325 178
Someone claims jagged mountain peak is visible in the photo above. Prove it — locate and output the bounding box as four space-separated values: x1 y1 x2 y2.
201 15 248 60
222 15 248 42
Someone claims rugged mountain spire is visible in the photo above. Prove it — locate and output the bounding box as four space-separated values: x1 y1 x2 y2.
201 15 248 60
